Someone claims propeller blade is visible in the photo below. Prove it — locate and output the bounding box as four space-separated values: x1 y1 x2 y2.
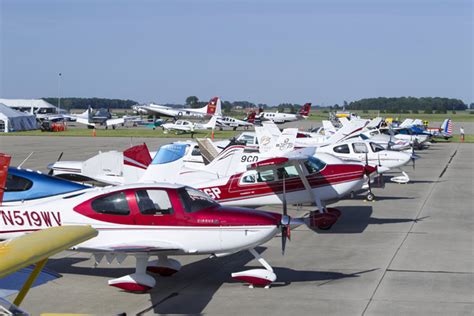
281 227 287 255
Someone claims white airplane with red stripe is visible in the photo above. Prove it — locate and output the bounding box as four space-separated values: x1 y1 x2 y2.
0 153 325 291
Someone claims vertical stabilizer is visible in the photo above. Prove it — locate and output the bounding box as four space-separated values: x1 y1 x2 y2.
0 154 11 204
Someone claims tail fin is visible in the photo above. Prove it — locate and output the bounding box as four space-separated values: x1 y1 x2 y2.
123 143 152 170
204 145 245 177
442 118 453 136
273 128 297 153
203 115 218 129
205 97 221 115
0 154 11 204
255 126 276 153
246 111 257 123
322 120 336 135
299 103 311 117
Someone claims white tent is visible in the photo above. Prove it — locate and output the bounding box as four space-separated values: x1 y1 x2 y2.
0 103 38 132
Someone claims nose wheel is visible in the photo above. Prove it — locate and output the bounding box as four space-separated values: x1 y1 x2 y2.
366 192 376 201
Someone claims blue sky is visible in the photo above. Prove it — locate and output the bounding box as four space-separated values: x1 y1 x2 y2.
1 0 472 105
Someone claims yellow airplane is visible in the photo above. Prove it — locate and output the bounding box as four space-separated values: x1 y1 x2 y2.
0 225 97 314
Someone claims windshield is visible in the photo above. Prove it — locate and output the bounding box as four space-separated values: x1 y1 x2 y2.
151 144 188 164
304 156 327 174
179 187 219 213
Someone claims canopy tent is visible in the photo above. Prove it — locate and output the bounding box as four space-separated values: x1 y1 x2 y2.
0 103 38 132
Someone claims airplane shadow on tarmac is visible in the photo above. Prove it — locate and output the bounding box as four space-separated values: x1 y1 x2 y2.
313 206 427 234
46 249 382 314
134 247 378 315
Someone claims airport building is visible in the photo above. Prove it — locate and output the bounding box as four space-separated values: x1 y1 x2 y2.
0 98 63 118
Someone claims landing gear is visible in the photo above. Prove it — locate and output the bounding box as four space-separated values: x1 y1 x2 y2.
231 248 276 288
108 255 155 292
366 192 375 201
108 255 182 292
292 163 341 230
147 255 181 276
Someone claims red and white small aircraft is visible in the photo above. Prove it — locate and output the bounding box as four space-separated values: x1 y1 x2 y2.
0 153 324 291
133 97 222 119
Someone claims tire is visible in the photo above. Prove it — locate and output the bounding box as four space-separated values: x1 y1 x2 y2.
366 192 375 201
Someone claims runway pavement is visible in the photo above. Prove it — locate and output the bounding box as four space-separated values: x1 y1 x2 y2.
0 136 472 315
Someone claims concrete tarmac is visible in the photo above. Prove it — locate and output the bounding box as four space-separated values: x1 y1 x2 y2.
0 136 472 315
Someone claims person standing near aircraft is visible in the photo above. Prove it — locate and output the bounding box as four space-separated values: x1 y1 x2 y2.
460 126 465 142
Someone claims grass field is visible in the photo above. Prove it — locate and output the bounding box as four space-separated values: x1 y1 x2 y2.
2 128 240 139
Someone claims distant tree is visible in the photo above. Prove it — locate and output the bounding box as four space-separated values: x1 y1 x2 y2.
289 104 296 114
277 104 285 112
347 97 466 111
424 109 433 114
185 96 199 108
334 104 340 110
412 109 419 114
343 100 348 109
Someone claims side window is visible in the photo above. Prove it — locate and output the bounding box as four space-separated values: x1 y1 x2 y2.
241 171 257 184
277 165 299 180
370 142 385 152
257 170 275 182
5 174 33 192
352 143 368 153
191 146 201 156
333 144 350 154
91 192 130 215
135 189 173 215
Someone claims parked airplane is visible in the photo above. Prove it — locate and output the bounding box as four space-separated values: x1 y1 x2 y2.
134 97 222 119
0 153 324 291
162 116 218 135
315 138 414 188
216 116 253 130
65 107 130 129
49 142 203 185
258 103 311 124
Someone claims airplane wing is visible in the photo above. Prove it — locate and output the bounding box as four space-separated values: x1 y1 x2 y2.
74 240 183 255
106 118 125 126
247 147 316 172
75 117 95 128
0 225 97 278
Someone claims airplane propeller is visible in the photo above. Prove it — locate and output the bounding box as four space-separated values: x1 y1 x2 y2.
48 152 63 176
280 173 291 255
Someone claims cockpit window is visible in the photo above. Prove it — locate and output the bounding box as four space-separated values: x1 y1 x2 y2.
238 134 255 145
91 191 130 215
276 165 299 179
370 142 385 152
333 144 350 154
152 144 187 164
135 189 173 215
5 174 33 192
304 156 327 174
257 170 275 182
179 187 219 213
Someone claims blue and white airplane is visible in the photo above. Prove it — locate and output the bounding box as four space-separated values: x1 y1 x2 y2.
4 167 88 203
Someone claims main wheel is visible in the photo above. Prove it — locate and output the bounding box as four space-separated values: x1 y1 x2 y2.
366 192 375 201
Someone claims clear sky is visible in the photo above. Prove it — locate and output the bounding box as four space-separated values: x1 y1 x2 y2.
1 0 472 106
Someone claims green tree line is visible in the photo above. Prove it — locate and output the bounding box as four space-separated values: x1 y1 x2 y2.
42 97 138 110
347 97 467 112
